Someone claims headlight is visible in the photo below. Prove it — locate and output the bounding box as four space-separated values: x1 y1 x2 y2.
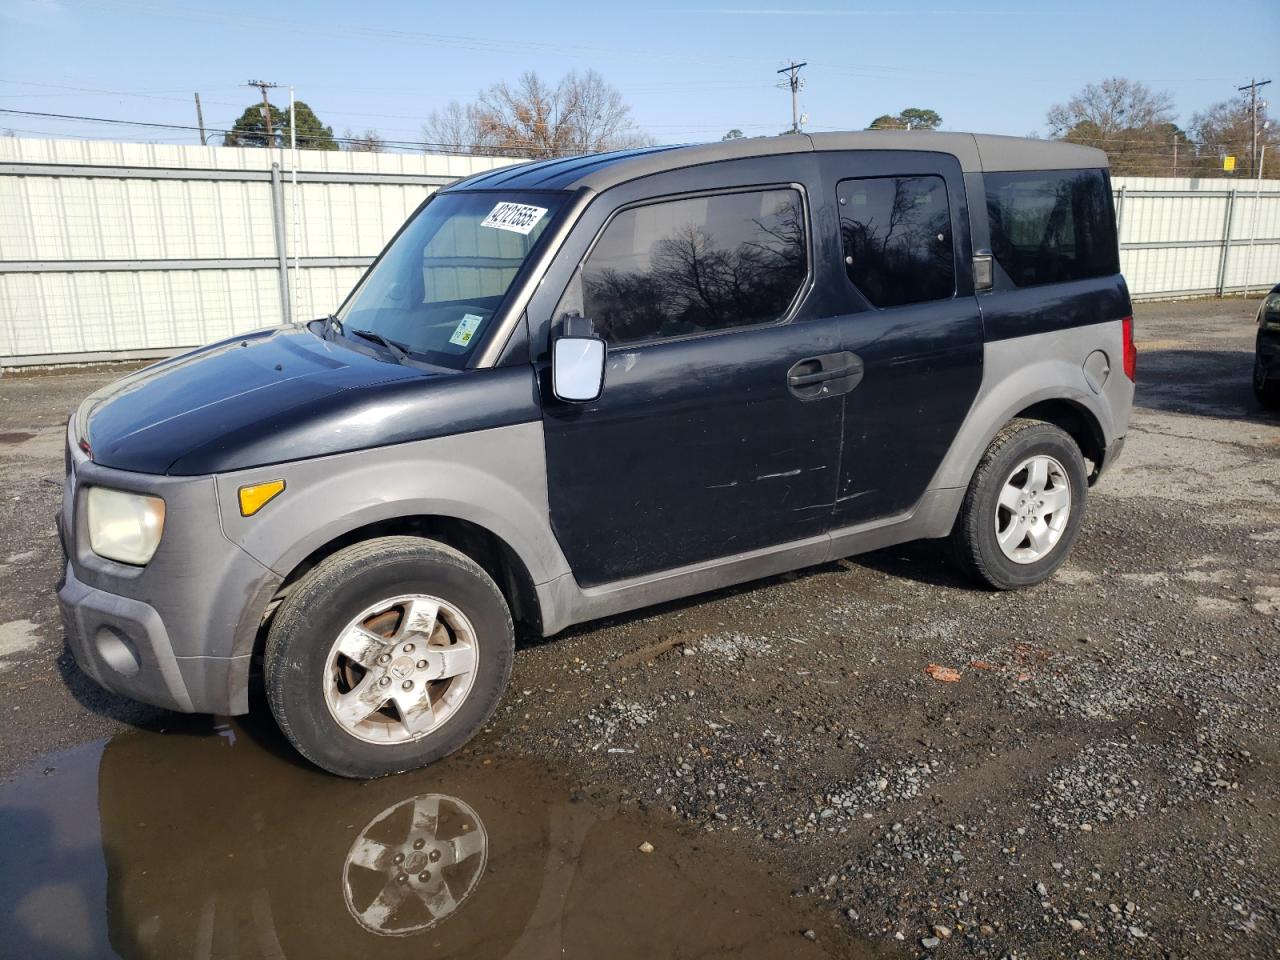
86 487 165 565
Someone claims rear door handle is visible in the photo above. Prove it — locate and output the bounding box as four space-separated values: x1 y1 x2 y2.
787 351 864 398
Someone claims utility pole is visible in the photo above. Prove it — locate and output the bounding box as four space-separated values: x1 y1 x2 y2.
1172 133 1177 177
777 61 807 134
1237 77 1272 178
193 92 206 145
246 79 281 145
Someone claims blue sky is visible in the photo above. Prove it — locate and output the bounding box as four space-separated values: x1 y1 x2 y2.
1 0 1277 148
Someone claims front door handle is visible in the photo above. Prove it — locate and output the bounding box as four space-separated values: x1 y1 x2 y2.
787 351 864 399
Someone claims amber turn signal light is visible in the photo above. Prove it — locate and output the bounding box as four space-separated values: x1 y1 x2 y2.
238 479 286 516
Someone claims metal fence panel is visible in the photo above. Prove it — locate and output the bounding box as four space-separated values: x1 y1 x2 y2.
0 138 516 363
3 143 1280 364
1112 175 1280 300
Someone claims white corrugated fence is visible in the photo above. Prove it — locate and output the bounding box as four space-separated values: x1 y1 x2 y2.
1113 175 1280 301
0 137 517 364
1 139 1278 365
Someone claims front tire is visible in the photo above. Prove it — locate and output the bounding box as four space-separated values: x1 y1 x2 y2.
264 536 514 779
949 418 1088 590
1254 353 1280 409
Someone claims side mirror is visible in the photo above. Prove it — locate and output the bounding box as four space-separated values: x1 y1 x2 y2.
552 317 605 403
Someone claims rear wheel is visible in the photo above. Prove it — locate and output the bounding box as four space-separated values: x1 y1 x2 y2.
949 418 1088 590
1254 353 1280 409
264 536 514 778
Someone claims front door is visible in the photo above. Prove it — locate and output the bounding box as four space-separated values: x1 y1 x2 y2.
540 186 847 588
821 152 985 526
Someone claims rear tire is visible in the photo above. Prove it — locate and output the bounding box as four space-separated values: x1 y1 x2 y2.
264 536 514 779
1254 354 1280 409
949 418 1088 590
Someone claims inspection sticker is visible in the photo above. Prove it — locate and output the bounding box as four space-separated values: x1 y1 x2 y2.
449 313 484 347
480 201 548 235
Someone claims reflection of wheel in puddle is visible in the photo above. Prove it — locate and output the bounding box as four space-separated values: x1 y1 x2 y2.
343 793 488 936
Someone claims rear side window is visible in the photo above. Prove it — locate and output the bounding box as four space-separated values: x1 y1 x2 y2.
984 168 1118 287
570 189 807 347
838 175 955 308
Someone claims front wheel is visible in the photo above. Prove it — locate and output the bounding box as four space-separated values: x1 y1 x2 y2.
1254 353 1280 409
264 536 515 778
949 418 1088 590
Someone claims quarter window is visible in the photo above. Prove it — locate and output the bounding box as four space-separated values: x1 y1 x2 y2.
838 175 955 308
569 189 807 347
984 168 1119 287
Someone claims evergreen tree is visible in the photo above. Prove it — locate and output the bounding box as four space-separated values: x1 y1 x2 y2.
224 100 337 150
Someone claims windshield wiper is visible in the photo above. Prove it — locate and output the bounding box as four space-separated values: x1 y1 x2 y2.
322 313 343 342
350 328 411 363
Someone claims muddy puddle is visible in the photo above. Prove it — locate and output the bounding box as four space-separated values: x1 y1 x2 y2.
0 720 877 959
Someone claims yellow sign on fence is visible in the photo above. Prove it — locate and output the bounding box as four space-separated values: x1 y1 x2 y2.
1223 155 1237 172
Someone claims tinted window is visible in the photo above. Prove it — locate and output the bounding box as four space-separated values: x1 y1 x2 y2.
984 168 1118 287
838 175 955 308
570 189 807 346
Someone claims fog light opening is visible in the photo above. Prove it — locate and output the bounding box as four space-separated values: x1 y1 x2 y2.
95 626 141 678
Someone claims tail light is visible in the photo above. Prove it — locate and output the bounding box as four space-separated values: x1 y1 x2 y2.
1121 316 1136 381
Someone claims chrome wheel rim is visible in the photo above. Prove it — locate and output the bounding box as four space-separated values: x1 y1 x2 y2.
343 793 487 936
323 594 479 745
995 454 1072 564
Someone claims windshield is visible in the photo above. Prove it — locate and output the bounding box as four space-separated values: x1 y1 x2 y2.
337 191 565 368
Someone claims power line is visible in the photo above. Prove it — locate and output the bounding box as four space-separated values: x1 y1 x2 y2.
0 106 548 155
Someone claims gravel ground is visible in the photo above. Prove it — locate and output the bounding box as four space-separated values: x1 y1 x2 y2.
1 297 1277 958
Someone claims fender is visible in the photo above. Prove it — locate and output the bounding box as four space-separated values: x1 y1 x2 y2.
929 322 1124 492
214 420 571 592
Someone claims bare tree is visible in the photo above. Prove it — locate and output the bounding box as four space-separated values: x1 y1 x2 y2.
1190 95 1277 177
1046 77 1176 175
422 100 493 155
342 128 386 152
426 70 652 159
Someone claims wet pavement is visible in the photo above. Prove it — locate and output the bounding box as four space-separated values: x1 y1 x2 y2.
0 716 877 960
3 297 1279 957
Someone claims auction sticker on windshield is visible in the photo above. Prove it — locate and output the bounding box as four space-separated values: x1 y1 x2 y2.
480 202 548 235
449 313 484 347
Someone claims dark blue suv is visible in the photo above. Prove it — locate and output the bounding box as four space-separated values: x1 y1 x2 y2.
59 133 1135 777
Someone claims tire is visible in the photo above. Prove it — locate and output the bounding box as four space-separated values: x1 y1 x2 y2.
1254 353 1280 409
264 536 514 779
949 418 1088 590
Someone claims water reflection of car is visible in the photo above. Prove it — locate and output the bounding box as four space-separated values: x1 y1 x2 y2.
1255 282 1280 408
93 723 844 960
97 726 543 959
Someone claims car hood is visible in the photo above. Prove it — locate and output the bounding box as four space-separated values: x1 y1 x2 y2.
78 326 536 476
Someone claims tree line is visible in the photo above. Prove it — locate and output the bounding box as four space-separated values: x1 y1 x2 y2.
221 71 1274 178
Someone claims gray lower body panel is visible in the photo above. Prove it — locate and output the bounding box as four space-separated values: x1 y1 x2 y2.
59 563 251 714
59 420 278 715
536 488 964 635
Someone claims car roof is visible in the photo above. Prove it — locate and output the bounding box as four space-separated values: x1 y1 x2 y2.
444 132 1109 194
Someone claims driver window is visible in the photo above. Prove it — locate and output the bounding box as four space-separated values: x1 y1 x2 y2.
558 189 807 348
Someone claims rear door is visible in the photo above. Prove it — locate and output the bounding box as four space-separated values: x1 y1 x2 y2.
818 151 985 526
533 164 850 588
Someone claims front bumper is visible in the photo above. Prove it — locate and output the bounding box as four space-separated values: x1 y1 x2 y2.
59 562 202 712
59 422 280 715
